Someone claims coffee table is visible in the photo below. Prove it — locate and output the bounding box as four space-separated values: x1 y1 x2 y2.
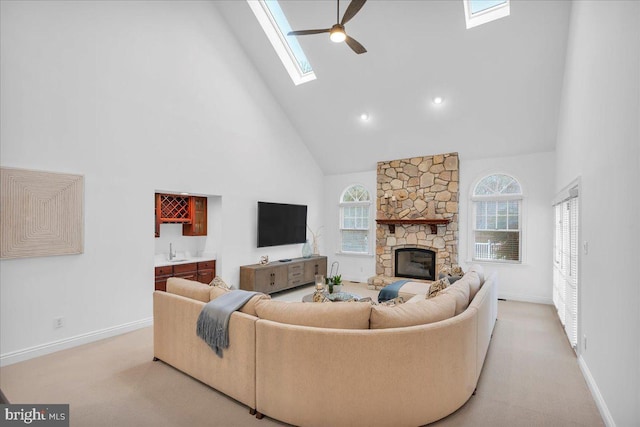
302 291 370 303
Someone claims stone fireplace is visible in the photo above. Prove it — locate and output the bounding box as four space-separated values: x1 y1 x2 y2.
369 153 459 290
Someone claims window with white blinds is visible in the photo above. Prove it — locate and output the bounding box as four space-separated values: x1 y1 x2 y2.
339 184 371 254
471 174 522 262
553 190 579 351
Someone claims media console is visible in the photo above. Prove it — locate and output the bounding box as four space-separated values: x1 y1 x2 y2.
239 256 327 295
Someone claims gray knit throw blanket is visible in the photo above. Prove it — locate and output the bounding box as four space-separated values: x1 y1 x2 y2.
196 290 259 358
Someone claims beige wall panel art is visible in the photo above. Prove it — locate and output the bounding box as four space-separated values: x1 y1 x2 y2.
1 167 84 259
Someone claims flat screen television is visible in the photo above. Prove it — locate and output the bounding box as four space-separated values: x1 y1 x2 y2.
257 202 307 248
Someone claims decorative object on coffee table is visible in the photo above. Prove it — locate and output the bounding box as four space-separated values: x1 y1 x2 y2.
326 291 359 302
312 290 327 302
302 291 367 303
326 261 342 293
328 274 343 294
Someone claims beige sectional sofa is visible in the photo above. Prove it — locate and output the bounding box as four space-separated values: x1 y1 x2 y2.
153 265 497 427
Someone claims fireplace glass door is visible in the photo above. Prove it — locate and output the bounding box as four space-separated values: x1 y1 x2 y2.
395 248 436 280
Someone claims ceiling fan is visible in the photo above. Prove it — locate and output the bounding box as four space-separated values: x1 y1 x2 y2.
287 0 368 54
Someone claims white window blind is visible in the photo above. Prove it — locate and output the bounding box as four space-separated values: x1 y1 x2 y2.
553 191 579 350
472 174 522 262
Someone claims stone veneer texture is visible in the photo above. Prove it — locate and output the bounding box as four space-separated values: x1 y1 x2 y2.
376 153 459 279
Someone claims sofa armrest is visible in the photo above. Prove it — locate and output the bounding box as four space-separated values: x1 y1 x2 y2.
153 291 257 409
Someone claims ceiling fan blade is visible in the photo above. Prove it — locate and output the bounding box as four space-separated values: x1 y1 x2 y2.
341 0 367 25
345 35 367 54
288 28 331 36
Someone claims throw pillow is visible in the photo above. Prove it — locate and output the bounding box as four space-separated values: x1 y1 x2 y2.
210 276 230 289
450 265 464 276
377 296 405 306
438 272 462 284
427 277 450 298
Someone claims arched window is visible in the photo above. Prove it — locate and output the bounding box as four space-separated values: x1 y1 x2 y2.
471 174 523 262
339 184 371 254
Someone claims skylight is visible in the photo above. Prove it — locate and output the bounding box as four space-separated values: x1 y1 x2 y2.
463 0 510 29
247 0 316 85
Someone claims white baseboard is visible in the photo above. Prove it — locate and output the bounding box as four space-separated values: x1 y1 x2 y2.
578 356 616 427
0 317 153 367
498 293 553 305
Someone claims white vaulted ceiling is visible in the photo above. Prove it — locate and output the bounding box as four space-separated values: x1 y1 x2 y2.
215 1 571 175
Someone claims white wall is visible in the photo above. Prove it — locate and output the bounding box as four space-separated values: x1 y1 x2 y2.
555 1 640 425
458 152 556 304
323 171 377 283
0 1 323 364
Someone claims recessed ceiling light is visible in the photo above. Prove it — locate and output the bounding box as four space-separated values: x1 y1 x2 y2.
433 97 444 105
360 113 370 121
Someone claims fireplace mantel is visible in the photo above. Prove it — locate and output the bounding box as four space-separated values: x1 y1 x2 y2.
376 218 451 234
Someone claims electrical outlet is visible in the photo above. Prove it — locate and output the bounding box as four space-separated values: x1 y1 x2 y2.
53 317 64 329
583 241 589 255
583 334 587 352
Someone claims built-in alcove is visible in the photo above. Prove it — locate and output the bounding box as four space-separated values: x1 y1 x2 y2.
154 193 222 265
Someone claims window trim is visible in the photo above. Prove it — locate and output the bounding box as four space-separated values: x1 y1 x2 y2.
338 184 372 256
469 172 524 264
462 0 510 30
247 0 316 85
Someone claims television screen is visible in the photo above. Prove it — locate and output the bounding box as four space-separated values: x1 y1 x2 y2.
257 202 307 248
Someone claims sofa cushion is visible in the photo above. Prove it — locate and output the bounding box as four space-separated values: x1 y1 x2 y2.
467 264 485 284
166 277 211 303
209 285 231 301
405 294 424 304
238 293 271 317
397 281 432 301
440 279 470 315
255 300 371 329
369 293 456 329
465 271 482 301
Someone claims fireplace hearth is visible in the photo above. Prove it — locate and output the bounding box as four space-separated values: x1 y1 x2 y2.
395 248 436 281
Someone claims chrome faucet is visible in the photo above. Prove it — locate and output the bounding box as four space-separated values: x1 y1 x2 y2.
169 243 175 260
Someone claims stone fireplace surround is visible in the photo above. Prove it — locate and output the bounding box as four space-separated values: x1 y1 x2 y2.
368 153 459 290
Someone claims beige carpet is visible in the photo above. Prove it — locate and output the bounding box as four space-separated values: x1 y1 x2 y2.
0 285 603 426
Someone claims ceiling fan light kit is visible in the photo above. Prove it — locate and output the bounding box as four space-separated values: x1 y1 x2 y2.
288 0 367 54
329 25 347 43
